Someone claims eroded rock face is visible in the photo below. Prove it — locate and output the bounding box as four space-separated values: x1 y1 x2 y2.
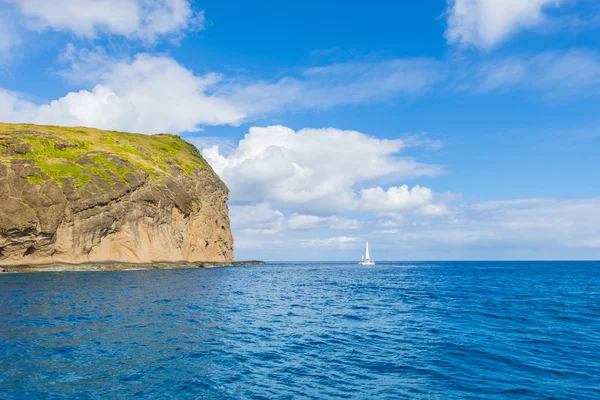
0 125 234 265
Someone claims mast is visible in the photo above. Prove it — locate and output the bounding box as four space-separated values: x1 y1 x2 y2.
365 242 370 260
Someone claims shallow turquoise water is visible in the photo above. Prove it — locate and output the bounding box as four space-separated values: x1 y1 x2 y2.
1 261 599 399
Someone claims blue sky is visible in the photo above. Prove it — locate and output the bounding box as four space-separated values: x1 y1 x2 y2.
1 0 599 260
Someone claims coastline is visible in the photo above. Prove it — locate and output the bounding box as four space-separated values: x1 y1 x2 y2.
0 260 265 274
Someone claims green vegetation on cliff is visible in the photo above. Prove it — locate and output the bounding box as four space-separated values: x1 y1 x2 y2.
0 122 207 188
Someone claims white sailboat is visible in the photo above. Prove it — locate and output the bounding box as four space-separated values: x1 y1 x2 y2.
359 241 375 265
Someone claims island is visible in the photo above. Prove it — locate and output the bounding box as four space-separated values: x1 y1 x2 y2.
0 122 259 272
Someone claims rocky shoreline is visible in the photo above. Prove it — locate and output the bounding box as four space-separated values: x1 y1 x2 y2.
0 260 265 273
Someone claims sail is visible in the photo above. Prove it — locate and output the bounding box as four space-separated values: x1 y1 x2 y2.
365 242 370 260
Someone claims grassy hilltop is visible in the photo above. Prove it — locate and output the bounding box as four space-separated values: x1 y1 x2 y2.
0 122 207 189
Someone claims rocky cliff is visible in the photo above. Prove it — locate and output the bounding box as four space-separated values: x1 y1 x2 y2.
0 123 234 266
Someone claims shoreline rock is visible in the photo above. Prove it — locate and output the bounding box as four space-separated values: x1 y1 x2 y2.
0 260 265 273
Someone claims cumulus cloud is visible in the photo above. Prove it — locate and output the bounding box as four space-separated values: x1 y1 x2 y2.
201 125 444 214
199 125 448 258
446 0 564 49
445 0 564 50
4 0 204 42
0 53 244 133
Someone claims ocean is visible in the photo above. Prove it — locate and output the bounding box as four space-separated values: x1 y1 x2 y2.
1 261 599 399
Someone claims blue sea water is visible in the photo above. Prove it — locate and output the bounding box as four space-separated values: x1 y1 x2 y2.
0 261 599 399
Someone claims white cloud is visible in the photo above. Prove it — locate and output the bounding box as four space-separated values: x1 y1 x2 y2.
202 126 446 259
401 134 445 150
0 49 448 132
200 125 448 259
232 196 600 260
375 220 398 228
229 203 284 235
4 0 204 42
0 88 36 120
288 214 359 230
529 50 600 94
417 203 457 216
231 50 600 104
437 49 600 97
58 44 119 84
217 49 600 114
446 0 564 49
328 216 360 230
472 49 600 95
300 236 361 249
468 198 596 242
201 125 444 214
0 53 245 133
0 11 20 59
360 185 434 212
3 47 599 133
221 58 443 116
288 214 322 230
368 197 600 259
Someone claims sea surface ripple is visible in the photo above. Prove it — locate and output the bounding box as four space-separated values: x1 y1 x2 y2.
1 261 599 399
